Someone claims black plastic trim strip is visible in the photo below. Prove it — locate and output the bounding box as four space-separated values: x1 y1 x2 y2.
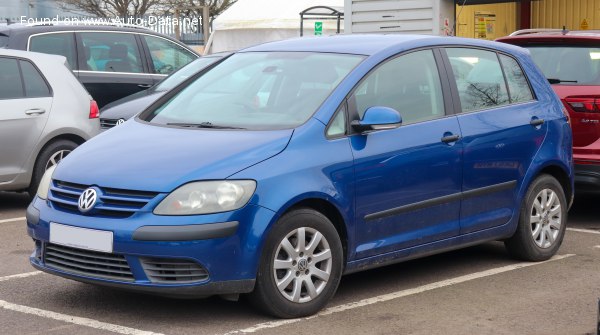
365 180 517 221
133 221 239 241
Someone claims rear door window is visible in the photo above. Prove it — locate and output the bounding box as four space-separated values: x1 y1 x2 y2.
446 48 509 113
79 32 143 73
0 57 24 99
498 54 534 103
29 32 77 68
142 35 197 74
19 60 51 97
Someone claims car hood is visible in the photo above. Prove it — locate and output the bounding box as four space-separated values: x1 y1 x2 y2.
53 120 293 192
100 91 165 121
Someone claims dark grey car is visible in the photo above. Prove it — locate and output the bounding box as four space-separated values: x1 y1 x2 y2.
100 53 228 130
0 23 199 108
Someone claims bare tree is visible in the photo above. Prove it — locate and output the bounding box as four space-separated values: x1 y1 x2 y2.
166 0 236 23
57 0 163 18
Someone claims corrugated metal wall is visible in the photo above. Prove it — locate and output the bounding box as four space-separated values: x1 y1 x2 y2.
455 3 517 38
347 0 435 34
532 0 600 30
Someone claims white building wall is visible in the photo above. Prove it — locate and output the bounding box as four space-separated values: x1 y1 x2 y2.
345 0 455 36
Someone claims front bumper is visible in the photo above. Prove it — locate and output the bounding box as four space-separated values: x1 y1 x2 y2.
27 197 276 297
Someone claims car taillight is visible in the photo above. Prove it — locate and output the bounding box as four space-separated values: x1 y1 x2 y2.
89 100 99 119
564 96 600 113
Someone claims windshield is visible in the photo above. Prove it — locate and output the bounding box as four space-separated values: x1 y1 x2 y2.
526 46 600 85
142 52 365 130
154 56 223 91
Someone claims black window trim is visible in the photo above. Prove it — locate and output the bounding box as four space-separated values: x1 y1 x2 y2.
17 58 53 98
29 30 198 76
0 55 53 100
439 45 538 116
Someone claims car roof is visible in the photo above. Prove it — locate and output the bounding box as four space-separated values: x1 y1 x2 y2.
0 48 66 63
0 23 152 35
497 29 600 44
242 34 527 57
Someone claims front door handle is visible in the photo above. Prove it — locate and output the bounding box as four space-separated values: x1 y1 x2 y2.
137 84 152 89
25 108 46 116
441 134 460 144
530 118 545 127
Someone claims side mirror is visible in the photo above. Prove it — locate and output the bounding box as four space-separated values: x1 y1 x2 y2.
351 106 402 133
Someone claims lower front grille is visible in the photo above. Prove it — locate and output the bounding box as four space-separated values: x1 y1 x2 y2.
44 243 134 282
140 258 209 284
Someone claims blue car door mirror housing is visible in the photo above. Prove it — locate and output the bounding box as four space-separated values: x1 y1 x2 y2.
351 106 403 133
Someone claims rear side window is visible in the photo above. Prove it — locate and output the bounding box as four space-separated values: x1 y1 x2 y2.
498 54 534 103
143 35 197 75
0 57 24 99
29 33 77 68
19 60 51 97
446 48 509 113
79 32 143 73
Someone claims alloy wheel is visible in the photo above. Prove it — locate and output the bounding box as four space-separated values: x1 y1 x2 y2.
44 150 71 170
530 188 562 249
273 227 333 303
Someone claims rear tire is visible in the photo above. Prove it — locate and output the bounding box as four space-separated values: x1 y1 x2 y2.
249 208 343 318
27 140 78 199
504 174 567 261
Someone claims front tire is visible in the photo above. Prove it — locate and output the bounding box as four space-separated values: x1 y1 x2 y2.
27 140 78 198
250 208 343 318
505 174 567 261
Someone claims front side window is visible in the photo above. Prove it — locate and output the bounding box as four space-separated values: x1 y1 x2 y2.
143 52 365 130
499 54 534 103
446 48 509 113
526 46 600 85
20 60 51 98
79 32 143 73
143 35 197 75
351 49 445 125
29 33 76 68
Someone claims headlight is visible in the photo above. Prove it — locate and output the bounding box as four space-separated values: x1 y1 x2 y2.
36 165 57 200
154 180 256 215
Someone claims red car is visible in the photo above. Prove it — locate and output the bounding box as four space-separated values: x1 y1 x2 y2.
498 29 600 190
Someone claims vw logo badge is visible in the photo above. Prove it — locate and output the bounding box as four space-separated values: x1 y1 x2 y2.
116 118 126 126
78 188 98 213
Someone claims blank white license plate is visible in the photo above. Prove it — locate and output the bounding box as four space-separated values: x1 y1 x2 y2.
49 222 113 253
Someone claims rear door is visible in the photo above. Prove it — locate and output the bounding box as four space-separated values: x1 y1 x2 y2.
75 31 154 108
0 57 52 183
350 49 463 259
443 47 544 234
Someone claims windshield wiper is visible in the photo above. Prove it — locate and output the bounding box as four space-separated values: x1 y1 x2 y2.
547 78 578 84
166 122 245 129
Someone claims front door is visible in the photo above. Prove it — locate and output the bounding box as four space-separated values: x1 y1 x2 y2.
349 49 463 259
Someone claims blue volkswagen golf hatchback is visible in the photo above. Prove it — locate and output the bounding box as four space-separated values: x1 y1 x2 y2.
27 34 573 318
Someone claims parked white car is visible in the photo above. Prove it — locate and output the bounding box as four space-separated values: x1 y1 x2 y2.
0 49 100 197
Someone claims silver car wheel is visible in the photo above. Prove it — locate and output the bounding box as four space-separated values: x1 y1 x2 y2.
530 188 562 249
273 227 333 303
45 149 71 170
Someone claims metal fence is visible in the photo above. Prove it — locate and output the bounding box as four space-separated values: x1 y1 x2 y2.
1 15 206 45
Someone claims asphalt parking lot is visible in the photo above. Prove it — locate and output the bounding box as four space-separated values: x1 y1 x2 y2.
1 191 599 335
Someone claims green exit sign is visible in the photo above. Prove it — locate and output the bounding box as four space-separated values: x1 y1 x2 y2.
314 21 323 35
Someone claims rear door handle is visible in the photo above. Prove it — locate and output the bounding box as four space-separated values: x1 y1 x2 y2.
137 84 152 89
441 134 460 144
25 108 46 116
530 118 545 126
